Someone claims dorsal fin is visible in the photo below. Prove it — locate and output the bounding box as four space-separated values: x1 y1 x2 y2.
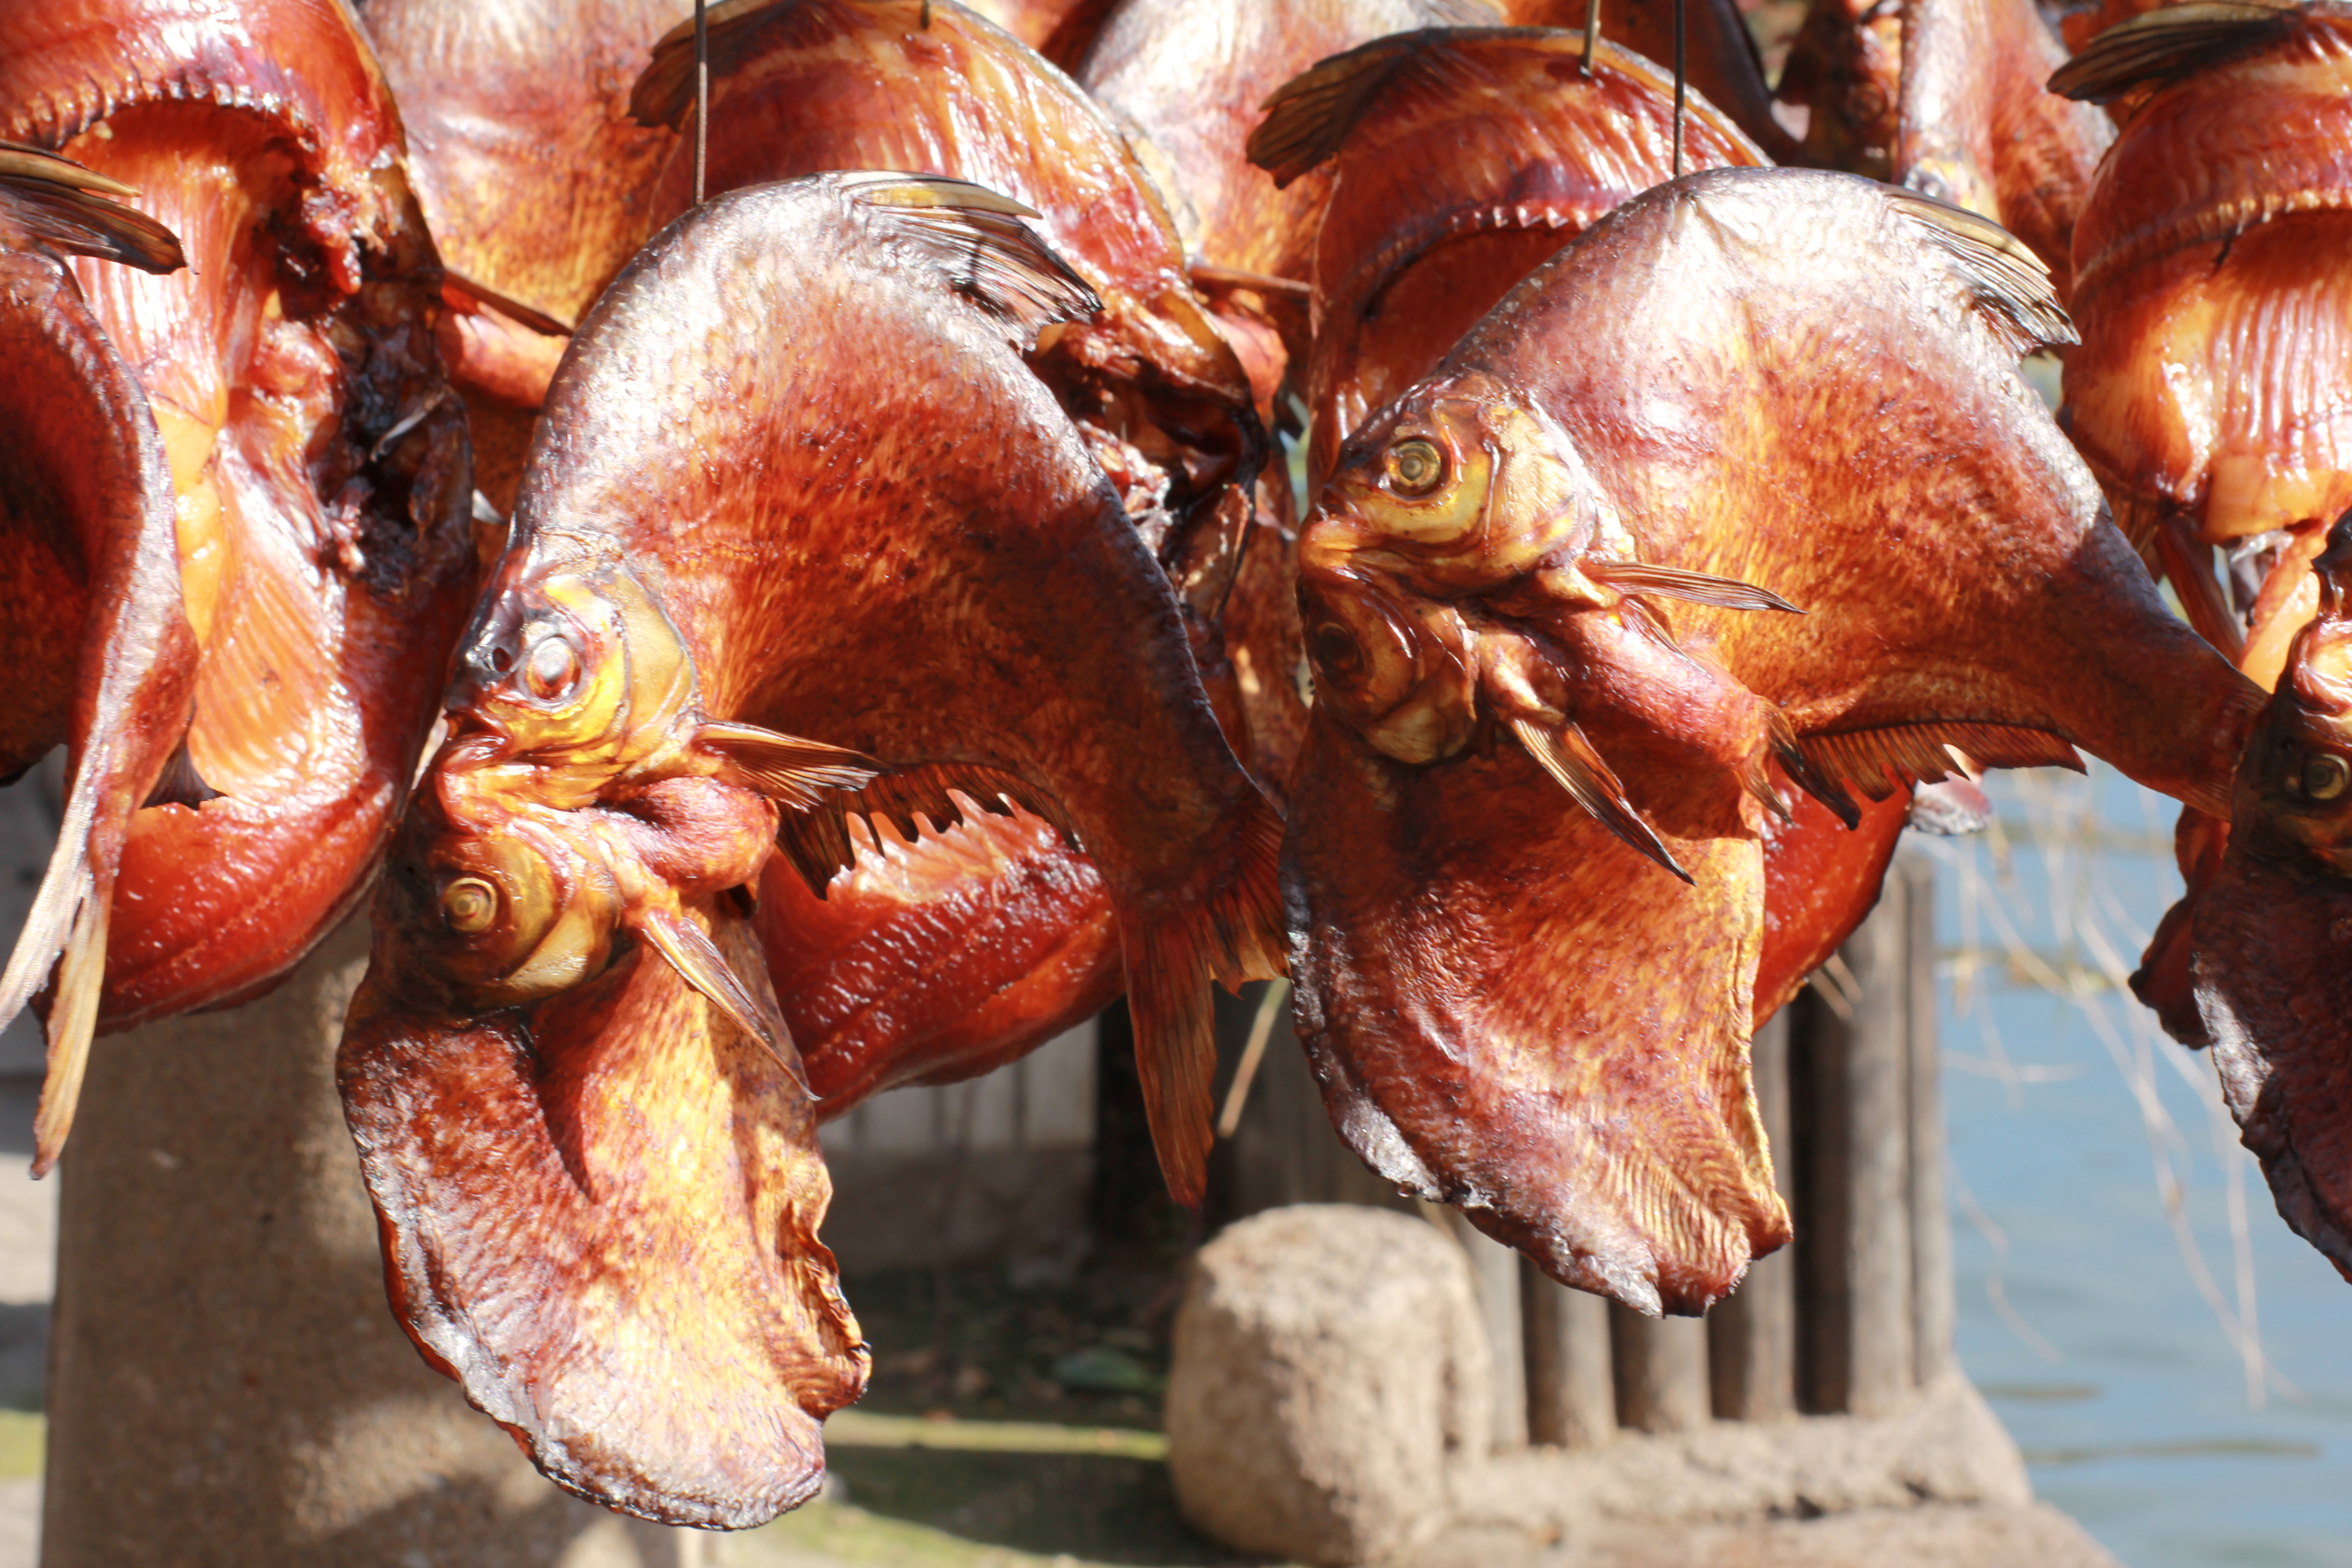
836 174 1102 341
1888 189 2076 358
1250 30 1479 189
2047 1 2301 102
0 142 184 274
1798 720 2084 801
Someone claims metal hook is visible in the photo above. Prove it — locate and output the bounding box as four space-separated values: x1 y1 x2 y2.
1581 0 1601 76
692 0 709 206
1671 0 1687 177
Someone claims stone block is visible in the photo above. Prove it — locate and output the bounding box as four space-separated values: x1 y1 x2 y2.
1165 1205 1492 1566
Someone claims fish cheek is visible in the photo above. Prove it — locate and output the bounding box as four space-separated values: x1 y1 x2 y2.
1298 571 1478 765
426 826 622 1007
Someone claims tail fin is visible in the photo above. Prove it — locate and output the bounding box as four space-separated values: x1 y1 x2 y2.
0 761 107 1176
1121 799 1286 1208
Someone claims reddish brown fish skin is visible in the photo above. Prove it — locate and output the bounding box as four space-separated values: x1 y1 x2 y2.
1892 0 2112 299
758 810 1122 1107
1753 789 1910 1024
1279 29 1767 488
344 850 866 1526
965 0 1120 64
359 0 678 331
1077 0 1497 284
350 178 1281 1520
1290 168 2261 1314
2194 513 2352 1280
635 0 1265 665
1488 0 1796 160
0 0 475 1034
1777 0 1902 180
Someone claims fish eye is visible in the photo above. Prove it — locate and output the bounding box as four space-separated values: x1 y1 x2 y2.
524 633 583 701
1384 438 1445 496
441 876 500 935
2301 751 2349 802
1310 622 1363 681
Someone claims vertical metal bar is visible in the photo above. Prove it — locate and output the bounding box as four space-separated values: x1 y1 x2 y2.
1523 1261 1617 1448
1708 1007 1796 1421
1905 855 1955 1384
1611 1304 1710 1432
692 0 710 207
1671 0 1687 176
1581 0 1602 75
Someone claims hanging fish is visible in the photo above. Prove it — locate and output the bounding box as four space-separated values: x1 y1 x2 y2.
2190 510 2352 1282
355 0 681 506
1253 24 1922 1024
344 175 1284 1519
1775 0 1902 179
630 0 1269 748
1289 167 2261 1315
1249 24 1768 490
1892 0 2113 299
1484 0 1796 159
0 148 194 1160
0 0 476 1171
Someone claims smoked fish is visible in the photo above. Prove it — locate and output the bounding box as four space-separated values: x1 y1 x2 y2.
0 148 193 1165
630 0 1266 698
1288 167 2260 1314
2191 510 2352 1281
1485 0 1795 159
1257 24 1914 1025
0 0 475 1168
344 176 1283 1517
965 0 1120 64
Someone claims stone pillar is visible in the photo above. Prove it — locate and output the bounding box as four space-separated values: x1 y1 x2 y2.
40 915 702 1568
1609 1306 1710 1434
1709 1007 1797 1421
1522 1265 1615 1449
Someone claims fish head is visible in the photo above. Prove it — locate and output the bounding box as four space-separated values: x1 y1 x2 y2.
388 798 627 1012
2236 514 2352 872
449 554 696 800
1301 370 1615 763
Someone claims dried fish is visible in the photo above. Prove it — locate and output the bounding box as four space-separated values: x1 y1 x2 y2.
0 0 475 1168
1288 168 2260 1315
345 175 1283 1518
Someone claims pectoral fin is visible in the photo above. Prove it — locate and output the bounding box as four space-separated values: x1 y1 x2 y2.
696 720 880 810
1585 559 1804 614
1509 717 1692 883
636 903 811 1096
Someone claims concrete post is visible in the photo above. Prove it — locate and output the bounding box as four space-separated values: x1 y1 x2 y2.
1522 1265 1616 1449
39 915 702 1568
1709 1007 1796 1421
1609 1305 1710 1434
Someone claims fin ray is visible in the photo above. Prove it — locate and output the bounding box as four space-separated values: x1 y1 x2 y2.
696 720 880 810
1510 717 1694 883
637 904 811 1094
1798 719 2084 801
1588 559 1804 614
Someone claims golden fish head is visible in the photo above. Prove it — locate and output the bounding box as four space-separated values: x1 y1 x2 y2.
1294 564 1479 765
450 556 696 799
409 808 626 1009
1308 368 1613 590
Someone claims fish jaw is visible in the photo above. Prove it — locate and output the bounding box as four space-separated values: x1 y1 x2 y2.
341 896 867 1525
1285 706 1788 1316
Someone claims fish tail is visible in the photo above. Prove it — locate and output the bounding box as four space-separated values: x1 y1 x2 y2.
1121 797 1288 1210
0 763 102 1044
30 885 108 1179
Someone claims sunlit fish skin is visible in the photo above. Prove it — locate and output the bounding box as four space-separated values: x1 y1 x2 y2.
1483 0 1794 160
1255 24 1906 1024
0 149 192 1172
2055 0 2352 676
346 175 1283 1523
1288 167 2261 1317
0 0 476 1169
1891 0 2113 301
630 0 1266 671
2193 512 2352 1283
961 0 1118 63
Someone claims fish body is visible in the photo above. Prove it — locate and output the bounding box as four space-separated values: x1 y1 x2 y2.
632 0 1266 699
1290 167 2261 1314
1892 0 2113 299
1486 0 1794 159
2192 512 2352 1279
2056 1 2352 673
964 0 1120 63
348 176 1283 1519
0 0 475 1166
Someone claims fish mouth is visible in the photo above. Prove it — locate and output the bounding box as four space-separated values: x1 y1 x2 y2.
341 881 868 1526
1284 705 1788 1317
